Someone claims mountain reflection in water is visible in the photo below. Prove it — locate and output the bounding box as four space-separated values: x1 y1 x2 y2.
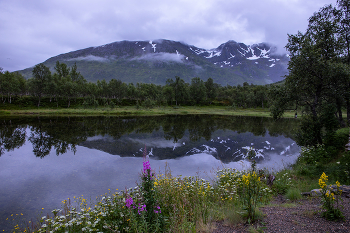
0 115 299 163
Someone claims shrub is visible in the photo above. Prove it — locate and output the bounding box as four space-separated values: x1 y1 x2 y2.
298 144 329 165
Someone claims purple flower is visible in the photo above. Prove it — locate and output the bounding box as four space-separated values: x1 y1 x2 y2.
138 203 147 214
143 160 151 173
154 205 161 213
125 197 133 208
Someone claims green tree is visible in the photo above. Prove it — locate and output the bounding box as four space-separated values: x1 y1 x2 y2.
275 4 347 146
189 77 207 105
204 77 218 101
31 63 51 107
52 62 87 107
0 71 17 103
109 79 127 103
54 61 70 78
127 83 137 100
14 72 26 97
162 85 174 105
50 73 61 107
337 0 350 125
167 76 188 106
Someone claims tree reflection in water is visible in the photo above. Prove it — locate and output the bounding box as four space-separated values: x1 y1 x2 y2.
0 115 299 161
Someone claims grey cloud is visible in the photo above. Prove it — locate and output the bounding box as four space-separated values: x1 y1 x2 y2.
0 0 339 72
66 55 110 62
132 53 186 63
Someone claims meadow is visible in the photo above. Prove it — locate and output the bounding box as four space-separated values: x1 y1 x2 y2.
0 105 297 118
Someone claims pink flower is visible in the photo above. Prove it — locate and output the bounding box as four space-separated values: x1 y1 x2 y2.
143 160 151 173
154 205 161 213
125 197 133 208
138 204 147 214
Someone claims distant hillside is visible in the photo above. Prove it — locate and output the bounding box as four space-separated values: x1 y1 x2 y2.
18 39 289 86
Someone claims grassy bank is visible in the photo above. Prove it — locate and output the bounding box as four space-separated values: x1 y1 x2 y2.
0 106 297 118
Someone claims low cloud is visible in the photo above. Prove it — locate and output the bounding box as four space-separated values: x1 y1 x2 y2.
133 52 185 63
66 55 110 62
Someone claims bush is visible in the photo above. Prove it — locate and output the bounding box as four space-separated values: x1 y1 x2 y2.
298 144 331 165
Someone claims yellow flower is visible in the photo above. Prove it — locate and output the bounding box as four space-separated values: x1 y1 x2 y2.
319 172 328 189
336 181 340 188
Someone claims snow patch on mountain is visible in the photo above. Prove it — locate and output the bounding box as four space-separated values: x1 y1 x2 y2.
149 41 157 52
205 50 222 58
189 47 206 55
228 53 235 59
258 48 270 58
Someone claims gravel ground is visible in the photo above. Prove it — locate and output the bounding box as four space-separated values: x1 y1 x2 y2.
211 195 350 233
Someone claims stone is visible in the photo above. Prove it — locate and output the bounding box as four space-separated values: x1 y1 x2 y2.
307 186 350 198
311 189 322 196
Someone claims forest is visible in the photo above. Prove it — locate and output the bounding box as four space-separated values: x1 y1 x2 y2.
0 61 278 109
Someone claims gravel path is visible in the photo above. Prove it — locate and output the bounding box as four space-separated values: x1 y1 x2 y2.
211 195 350 233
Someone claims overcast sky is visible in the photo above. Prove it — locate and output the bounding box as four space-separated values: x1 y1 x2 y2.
0 0 338 72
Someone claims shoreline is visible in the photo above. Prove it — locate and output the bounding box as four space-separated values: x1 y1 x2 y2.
0 106 297 118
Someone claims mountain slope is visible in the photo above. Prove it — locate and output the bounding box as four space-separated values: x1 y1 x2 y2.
18 39 289 86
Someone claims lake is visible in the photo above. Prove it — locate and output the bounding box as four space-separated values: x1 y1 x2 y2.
0 115 300 231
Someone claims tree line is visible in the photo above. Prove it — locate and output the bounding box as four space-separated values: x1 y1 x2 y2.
0 61 282 109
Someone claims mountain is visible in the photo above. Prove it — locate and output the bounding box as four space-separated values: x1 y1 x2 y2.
18 39 289 86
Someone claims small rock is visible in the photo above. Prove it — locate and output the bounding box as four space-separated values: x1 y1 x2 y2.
311 189 322 196
301 192 311 196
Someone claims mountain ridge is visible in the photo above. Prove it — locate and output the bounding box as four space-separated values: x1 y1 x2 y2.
18 39 289 86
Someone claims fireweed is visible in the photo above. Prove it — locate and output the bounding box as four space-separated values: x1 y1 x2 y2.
138 157 164 232
318 172 344 221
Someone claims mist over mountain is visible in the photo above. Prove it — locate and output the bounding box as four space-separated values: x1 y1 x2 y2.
18 39 289 86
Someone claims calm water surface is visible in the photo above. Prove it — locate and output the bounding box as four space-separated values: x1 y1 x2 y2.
0 115 300 231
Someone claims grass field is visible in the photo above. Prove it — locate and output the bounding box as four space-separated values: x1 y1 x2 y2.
0 106 297 118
